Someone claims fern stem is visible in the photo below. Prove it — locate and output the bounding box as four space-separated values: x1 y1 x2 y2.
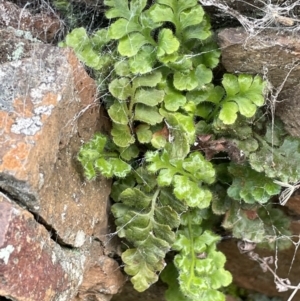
150 188 161 214
206 98 225 122
173 13 182 37
187 214 196 289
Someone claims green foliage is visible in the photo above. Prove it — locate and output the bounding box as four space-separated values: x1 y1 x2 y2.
146 149 215 208
78 133 131 180
64 27 112 70
222 203 291 248
194 74 266 124
250 136 300 183
227 164 281 204
112 185 179 291
161 263 195 301
219 74 266 124
67 0 297 299
257 206 292 250
173 212 232 301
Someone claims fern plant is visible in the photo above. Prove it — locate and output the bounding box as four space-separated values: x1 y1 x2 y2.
62 0 300 300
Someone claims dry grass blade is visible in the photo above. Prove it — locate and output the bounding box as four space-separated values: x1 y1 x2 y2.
273 180 300 206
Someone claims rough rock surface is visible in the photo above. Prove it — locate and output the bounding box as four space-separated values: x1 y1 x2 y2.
0 194 85 301
74 255 125 301
218 27 300 138
218 221 300 300
0 27 124 301
0 0 62 43
201 0 300 31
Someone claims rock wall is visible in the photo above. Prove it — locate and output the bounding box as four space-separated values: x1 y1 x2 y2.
0 7 125 300
0 0 61 42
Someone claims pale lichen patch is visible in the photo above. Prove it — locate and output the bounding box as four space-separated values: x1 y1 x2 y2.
11 116 42 135
9 42 25 61
0 245 15 264
34 105 54 116
74 230 86 248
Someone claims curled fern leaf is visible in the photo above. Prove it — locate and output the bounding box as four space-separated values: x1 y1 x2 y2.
150 0 206 37
65 27 111 70
78 133 131 180
227 164 281 204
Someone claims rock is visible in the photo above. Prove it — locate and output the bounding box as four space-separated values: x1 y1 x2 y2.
276 84 300 139
218 27 300 87
218 222 300 300
74 255 126 301
0 194 124 301
0 27 125 300
0 194 86 301
0 28 108 246
0 26 39 64
286 192 300 215
201 0 300 30
218 27 300 138
0 0 62 42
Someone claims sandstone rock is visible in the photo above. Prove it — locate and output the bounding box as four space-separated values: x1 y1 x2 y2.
0 28 110 246
0 193 86 301
0 26 39 64
0 27 125 300
0 193 124 301
0 0 62 43
74 255 125 301
218 224 300 300
201 0 300 30
218 27 300 138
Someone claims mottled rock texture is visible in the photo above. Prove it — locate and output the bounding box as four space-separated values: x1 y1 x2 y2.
74 255 125 301
0 27 124 301
0 194 85 301
0 30 109 247
0 0 62 42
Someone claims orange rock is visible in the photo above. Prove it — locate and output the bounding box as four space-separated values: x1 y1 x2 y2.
0 28 123 301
